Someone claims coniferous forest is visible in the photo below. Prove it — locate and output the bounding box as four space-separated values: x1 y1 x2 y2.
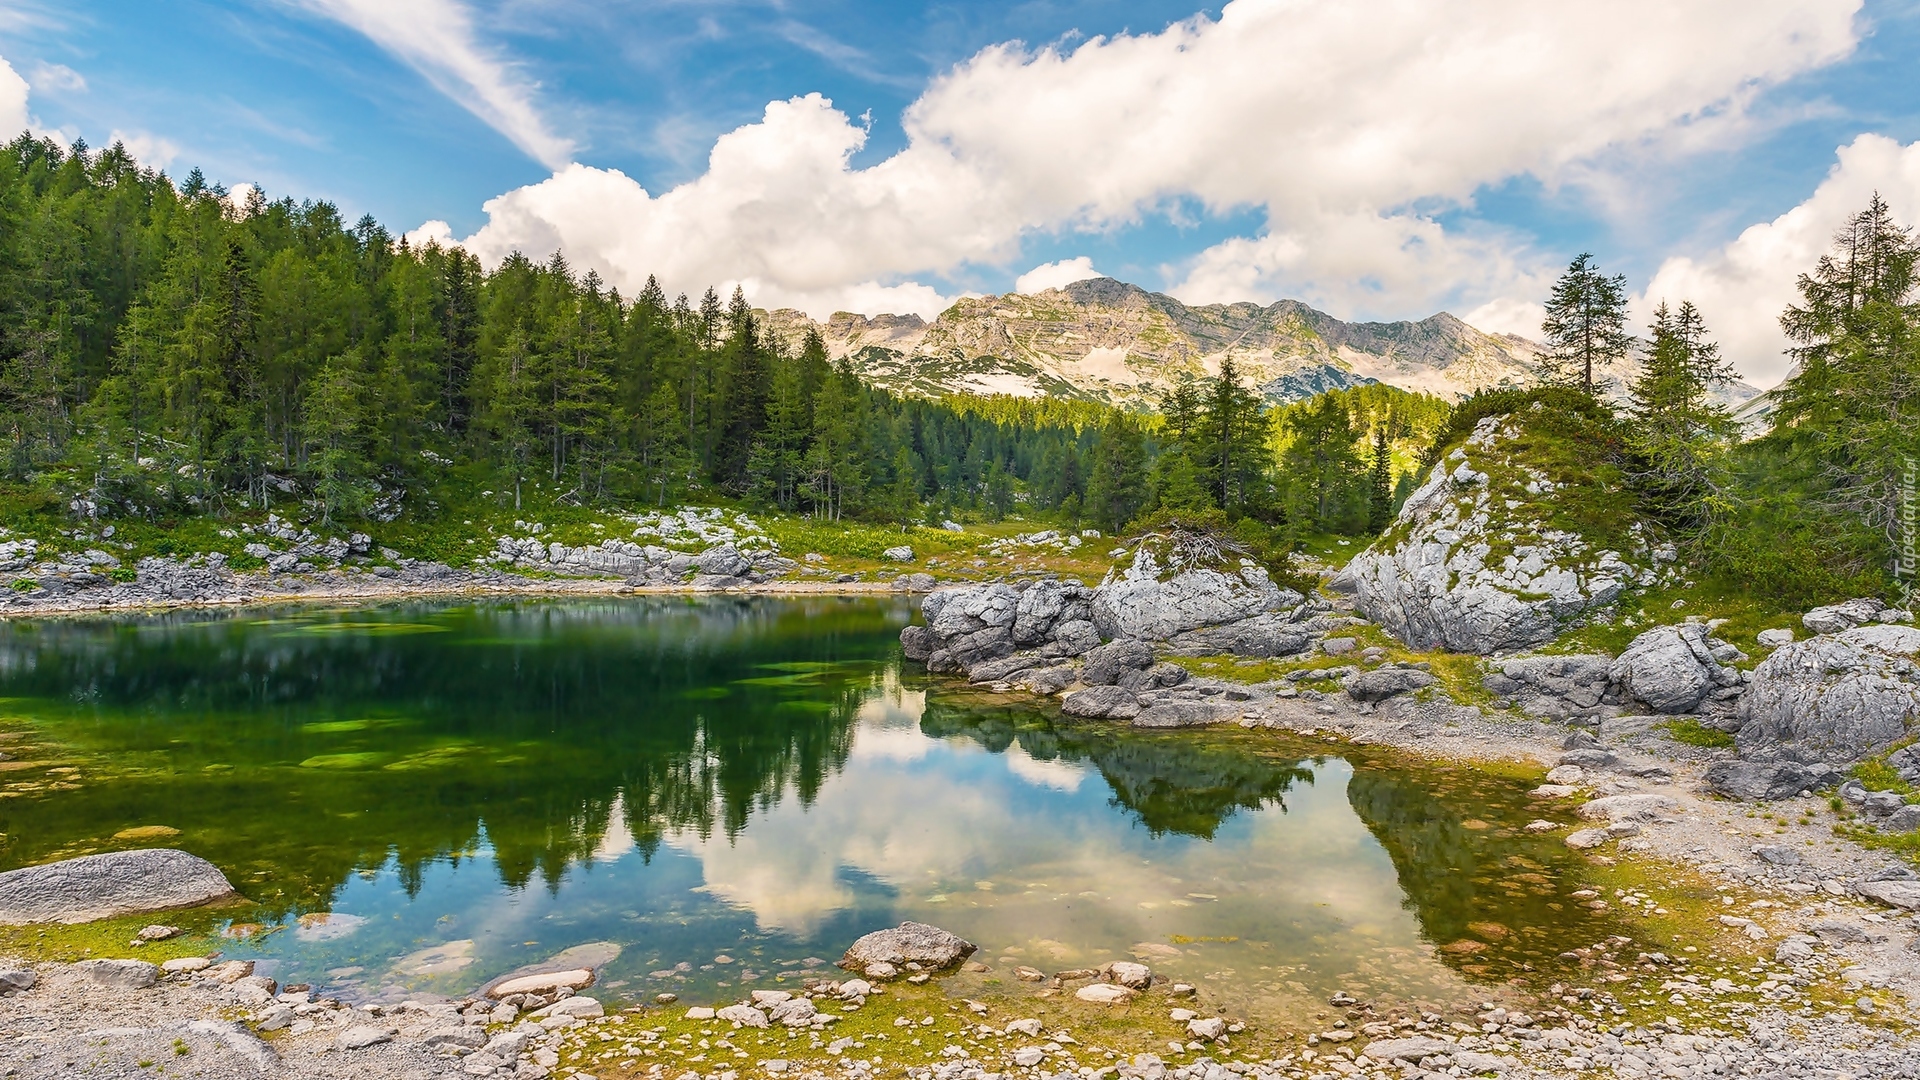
0 134 1914 608
0 135 1443 541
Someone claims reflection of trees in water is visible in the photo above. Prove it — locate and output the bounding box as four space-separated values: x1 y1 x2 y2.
1343 764 1596 975
0 598 904 915
919 696 1315 839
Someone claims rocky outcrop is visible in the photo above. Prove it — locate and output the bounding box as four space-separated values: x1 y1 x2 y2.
1705 760 1841 801
1091 546 1303 643
1735 624 1920 764
1609 623 1746 714
494 537 795 586
0 849 237 925
1482 654 1618 722
1334 416 1657 654
1802 598 1907 635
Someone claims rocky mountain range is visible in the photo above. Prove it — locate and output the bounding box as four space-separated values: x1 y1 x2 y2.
762 277 1758 407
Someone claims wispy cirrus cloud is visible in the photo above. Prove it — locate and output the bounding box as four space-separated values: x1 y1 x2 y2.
294 0 573 168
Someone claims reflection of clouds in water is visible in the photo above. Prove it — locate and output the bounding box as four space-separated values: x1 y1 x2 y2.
592 793 635 863
1002 743 1088 792
659 690 1429 968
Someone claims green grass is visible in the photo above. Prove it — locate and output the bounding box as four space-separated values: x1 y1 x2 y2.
1547 580 1801 662
1661 719 1736 749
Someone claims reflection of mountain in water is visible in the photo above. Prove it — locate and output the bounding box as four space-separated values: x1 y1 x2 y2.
920 697 1315 839
0 598 907 915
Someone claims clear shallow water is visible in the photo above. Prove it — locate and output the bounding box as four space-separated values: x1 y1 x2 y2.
0 598 1606 1020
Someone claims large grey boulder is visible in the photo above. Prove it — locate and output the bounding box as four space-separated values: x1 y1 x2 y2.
1334 417 1651 654
0 849 237 925
1164 614 1311 658
1483 653 1616 720
1091 547 1296 642
1011 580 1069 646
840 922 975 971
1081 639 1153 686
1704 760 1838 801
694 543 752 579
1344 667 1436 702
1060 685 1141 719
1736 624 1920 763
1610 623 1740 714
924 584 1020 638
1803 598 1896 635
1042 619 1102 657
75 958 159 989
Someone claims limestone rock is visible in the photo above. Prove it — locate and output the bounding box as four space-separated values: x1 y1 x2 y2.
1043 619 1102 657
1133 701 1240 728
1803 598 1893 635
1080 639 1154 686
1610 623 1736 714
1343 667 1436 702
1334 417 1650 654
1757 628 1795 648
1362 1037 1454 1062
74 958 158 989
1091 547 1294 642
840 922 976 972
1736 624 1920 763
549 996 605 1019
1857 879 1920 911
486 968 594 998
718 1003 770 1027
0 849 237 925
1575 794 1678 822
1164 614 1311 658
1703 760 1836 801
1074 983 1134 1004
1060 685 1141 720
336 1025 393 1050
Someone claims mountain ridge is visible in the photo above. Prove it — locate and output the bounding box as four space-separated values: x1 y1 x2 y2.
761 277 1759 408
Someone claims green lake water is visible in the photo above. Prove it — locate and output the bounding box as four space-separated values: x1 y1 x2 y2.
0 598 1613 1022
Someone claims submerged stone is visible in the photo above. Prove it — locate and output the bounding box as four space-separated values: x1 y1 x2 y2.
0 848 237 925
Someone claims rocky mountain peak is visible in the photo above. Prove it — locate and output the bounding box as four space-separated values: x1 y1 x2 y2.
762 277 1758 408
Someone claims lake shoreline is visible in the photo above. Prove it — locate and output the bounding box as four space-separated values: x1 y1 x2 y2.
1 588 1917 1079
0 564 932 620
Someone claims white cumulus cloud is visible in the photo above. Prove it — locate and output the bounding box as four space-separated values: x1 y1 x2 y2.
0 55 29 137
299 0 573 169
1641 134 1920 388
425 0 1862 329
26 61 84 94
1015 257 1104 295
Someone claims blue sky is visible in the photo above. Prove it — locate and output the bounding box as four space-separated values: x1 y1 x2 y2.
4 0 1919 384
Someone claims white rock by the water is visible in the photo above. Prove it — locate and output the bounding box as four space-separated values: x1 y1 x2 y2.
1074 983 1135 1004
487 967 594 998
74 958 158 990
0 849 236 925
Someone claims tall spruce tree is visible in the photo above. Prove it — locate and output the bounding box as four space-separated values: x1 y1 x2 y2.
1628 300 1735 532
1540 253 1633 395
1771 193 1920 545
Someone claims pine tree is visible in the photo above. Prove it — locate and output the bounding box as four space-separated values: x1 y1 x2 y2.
1366 425 1393 533
1540 253 1633 395
1770 193 1919 545
1625 301 1735 532
1279 393 1362 533
888 444 919 525
1084 414 1148 533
